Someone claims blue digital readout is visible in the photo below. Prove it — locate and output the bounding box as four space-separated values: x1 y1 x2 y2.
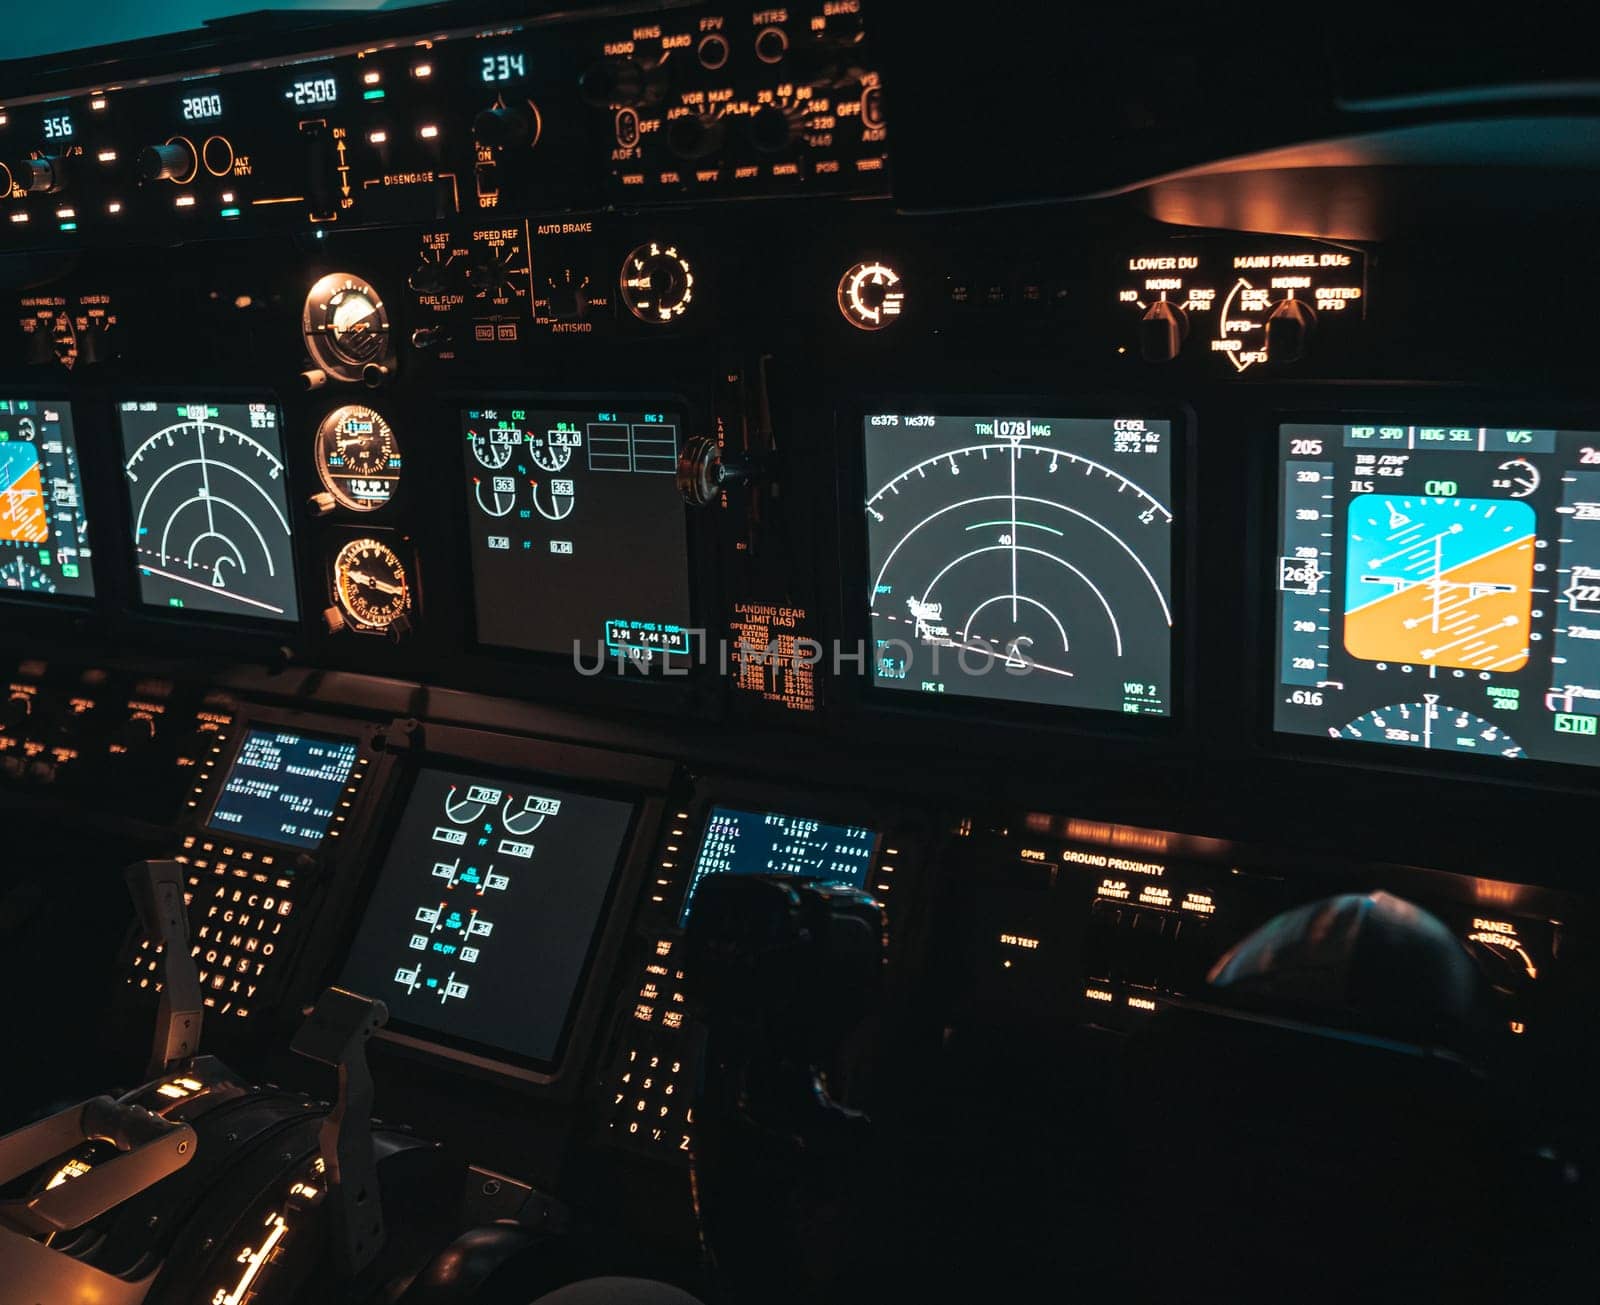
679 807 879 926
481 50 527 83
206 728 359 850
286 75 338 107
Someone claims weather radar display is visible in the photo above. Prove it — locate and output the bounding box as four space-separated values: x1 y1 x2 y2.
118 399 299 623
0 398 94 600
864 413 1175 715
1275 420 1600 768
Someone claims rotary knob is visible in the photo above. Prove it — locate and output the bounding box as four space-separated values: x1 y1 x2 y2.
15 155 69 194
667 112 726 161
1264 298 1317 364
1139 300 1190 363
748 104 801 154
137 140 198 184
473 104 538 150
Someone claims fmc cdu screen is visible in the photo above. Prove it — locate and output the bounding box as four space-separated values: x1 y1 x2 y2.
206 728 359 849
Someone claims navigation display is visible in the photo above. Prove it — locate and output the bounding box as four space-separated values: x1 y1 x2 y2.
864 412 1175 715
461 403 692 664
206 728 359 849
1274 420 1600 768
680 807 879 926
1 398 94 600
338 767 635 1068
117 399 299 623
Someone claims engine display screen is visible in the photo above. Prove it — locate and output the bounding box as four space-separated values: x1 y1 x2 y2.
1274 420 1600 768
864 412 1175 715
206 728 359 849
680 807 879 927
0 398 95 600
461 403 692 664
118 399 299 623
338 767 635 1069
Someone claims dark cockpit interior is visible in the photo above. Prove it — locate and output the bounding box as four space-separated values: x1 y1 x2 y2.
0 4 1596 1302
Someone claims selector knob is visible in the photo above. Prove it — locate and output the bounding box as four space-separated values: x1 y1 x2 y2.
1139 300 1190 363
16 155 68 194
137 141 197 184
473 104 535 150
579 57 650 108
748 104 800 154
666 112 726 161
1264 297 1317 364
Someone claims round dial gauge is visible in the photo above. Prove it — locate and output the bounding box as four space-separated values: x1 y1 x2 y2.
315 405 401 511
1337 698 1524 758
620 241 695 323
838 260 905 330
332 537 412 635
0 559 55 594
526 423 577 472
302 272 392 381
467 422 519 470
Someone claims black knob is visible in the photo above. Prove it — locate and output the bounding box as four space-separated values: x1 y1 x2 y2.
473 105 531 150
407 260 459 295
748 104 798 154
16 155 68 194
77 317 114 366
1138 300 1190 362
666 113 726 161
136 141 196 184
579 58 647 108
544 276 588 322
1265 298 1317 364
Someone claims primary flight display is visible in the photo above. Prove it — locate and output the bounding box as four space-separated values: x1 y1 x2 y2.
0 397 94 600
864 412 1175 716
118 399 299 623
1274 420 1600 767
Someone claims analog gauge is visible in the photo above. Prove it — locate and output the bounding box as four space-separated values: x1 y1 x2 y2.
0 559 56 594
331 537 412 635
1337 696 1524 758
315 405 402 511
620 241 695 323
467 421 520 469
838 260 905 330
1493 457 1541 498
527 423 578 472
302 272 392 382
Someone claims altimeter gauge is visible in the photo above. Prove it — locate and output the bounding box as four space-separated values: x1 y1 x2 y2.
330 536 412 636
315 405 401 511
837 259 905 330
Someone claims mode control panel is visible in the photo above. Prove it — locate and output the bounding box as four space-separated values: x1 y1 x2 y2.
0 2 890 254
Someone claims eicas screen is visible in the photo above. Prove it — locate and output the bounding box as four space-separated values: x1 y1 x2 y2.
461 403 692 664
1274 420 1600 768
0 397 95 600
117 398 299 623
864 412 1175 715
680 807 879 926
206 728 359 849
338 767 636 1068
